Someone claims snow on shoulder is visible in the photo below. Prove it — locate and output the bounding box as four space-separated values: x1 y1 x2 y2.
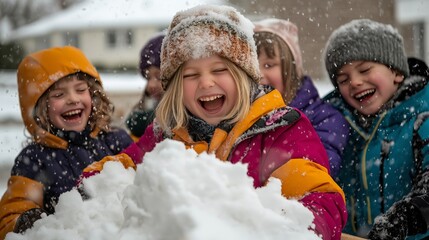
6 139 320 240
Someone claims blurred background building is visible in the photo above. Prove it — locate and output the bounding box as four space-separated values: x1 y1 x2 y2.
1 0 427 79
1 0 226 71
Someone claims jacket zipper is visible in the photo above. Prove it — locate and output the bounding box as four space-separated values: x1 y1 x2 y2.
379 140 391 213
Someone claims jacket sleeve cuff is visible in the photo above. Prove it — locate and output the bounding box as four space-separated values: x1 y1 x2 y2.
410 194 429 230
271 158 345 201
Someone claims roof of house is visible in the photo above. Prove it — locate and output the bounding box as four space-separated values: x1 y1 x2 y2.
9 0 225 40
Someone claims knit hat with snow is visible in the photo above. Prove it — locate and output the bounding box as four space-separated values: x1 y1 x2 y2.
139 33 165 76
254 18 303 77
324 19 409 87
160 4 261 90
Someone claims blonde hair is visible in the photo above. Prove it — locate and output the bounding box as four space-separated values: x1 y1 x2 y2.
34 72 114 133
155 57 254 132
254 32 301 105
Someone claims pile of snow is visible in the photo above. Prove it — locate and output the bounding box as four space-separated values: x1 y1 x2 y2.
6 139 320 240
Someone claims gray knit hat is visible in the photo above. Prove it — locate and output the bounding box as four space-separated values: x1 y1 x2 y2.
160 5 261 90
324 19 409 86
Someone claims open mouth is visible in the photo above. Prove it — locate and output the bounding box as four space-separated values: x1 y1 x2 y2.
61 109 83 121
199 94 225 112
354 89 375 102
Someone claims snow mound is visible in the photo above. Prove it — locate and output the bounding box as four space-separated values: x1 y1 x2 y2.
6 139 320 240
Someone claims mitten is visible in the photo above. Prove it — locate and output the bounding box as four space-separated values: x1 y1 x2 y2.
368 200 426 240
13 208 46 234
76 153 136 199
126 110 155 137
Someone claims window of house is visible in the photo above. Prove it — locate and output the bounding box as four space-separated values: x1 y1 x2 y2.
107 30 117 48
106 29 133 48
126 29 133 46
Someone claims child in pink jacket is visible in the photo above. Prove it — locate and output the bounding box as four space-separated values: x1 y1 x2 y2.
81 5 347 239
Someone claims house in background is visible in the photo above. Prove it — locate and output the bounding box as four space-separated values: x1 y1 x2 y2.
6 0 226 71
6 0 429 80
395 0 429 60
3 0 227 127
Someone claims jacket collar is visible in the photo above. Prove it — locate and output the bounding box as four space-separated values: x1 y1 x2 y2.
172 88 286 160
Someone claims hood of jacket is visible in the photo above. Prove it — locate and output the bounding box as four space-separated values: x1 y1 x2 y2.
289 76 319 110
17 46 102 149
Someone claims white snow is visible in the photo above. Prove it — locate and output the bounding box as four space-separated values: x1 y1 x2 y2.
331 18 399 37
4 139 321 240
168 5 256 60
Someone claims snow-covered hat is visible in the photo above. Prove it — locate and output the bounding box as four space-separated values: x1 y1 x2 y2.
254 18 303 77
324 19 409 86
160 4 261 90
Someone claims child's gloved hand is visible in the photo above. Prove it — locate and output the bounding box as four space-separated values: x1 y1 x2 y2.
13 208 46 234
367 200 426 240
75 153 136 199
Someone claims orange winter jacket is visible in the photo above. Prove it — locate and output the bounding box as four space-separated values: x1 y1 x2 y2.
0 46 134 239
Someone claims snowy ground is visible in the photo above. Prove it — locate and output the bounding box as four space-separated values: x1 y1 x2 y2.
0 69 334 200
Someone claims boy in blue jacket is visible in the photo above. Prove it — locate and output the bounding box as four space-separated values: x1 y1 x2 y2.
324 19 429 239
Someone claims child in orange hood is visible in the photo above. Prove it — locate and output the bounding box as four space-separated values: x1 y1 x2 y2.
0 46 132 238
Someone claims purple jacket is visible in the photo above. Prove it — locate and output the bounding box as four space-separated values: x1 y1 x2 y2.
123 89 347 239
289 76 349 177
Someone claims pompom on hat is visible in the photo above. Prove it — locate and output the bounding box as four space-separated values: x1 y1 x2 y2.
139 33 165 76
160 5 261 90
324 19 409 87
254 18 303 77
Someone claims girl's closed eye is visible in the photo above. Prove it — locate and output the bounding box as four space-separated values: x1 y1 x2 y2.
213 68 228 73
183 72 199 79
49 90 64 98
76 86 89 93
75 81 89 92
